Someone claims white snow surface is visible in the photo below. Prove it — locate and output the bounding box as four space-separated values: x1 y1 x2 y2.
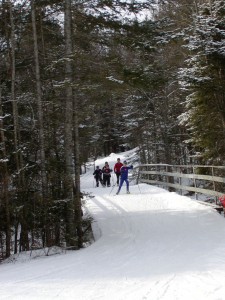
1 150 225 300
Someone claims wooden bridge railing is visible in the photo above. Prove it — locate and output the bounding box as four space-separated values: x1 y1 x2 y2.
134 164 225 202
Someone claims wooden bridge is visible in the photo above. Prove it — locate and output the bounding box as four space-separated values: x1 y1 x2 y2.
134 164 225 213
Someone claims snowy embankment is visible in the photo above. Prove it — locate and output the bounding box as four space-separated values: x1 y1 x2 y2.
1 150 225 300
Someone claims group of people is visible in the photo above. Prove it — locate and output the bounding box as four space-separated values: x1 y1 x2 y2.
93 162 112 187
93 158 133 194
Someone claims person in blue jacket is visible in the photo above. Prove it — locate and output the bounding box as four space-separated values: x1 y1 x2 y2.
116 161 133 195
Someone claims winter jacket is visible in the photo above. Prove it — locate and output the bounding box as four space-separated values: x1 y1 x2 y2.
114 162 123 174
93 169 102 178
102 166 112 176
120 165 133 180
219 195 225 208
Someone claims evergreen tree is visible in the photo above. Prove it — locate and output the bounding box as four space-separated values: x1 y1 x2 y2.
179 0 225 163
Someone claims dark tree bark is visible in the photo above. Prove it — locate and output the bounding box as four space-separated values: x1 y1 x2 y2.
0 84 11 258
31 0 47 196
64 0 76 247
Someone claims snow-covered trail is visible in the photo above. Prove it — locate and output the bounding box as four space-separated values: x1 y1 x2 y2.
80 180 225 300
1 154 225 299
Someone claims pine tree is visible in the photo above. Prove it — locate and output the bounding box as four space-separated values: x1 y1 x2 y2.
179 0 225 163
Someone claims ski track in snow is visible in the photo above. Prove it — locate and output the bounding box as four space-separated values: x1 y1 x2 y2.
1 154 225 299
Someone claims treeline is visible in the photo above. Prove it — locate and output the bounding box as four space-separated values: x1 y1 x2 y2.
0 0 225 259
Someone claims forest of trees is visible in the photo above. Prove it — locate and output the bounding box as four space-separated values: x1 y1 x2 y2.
0 0 225 259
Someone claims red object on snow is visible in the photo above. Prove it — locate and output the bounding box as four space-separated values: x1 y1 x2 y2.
219 195 225 208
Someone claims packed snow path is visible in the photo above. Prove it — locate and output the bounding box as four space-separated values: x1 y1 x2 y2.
1 159 225 299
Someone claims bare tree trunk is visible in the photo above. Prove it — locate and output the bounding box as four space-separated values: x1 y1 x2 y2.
9 1 19 173
73 97 83 247
31 0 47 196
14 222 19 254
31 0 49 248
9 1 28 254
8 1 19 255
64 0 76 247
0 84 11 258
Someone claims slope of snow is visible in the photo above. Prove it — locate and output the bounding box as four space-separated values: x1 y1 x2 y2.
1 150 225 300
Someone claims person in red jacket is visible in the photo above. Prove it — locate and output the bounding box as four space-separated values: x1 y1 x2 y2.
114 158 123 186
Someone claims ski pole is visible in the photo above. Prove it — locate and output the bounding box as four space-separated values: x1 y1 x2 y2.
109 183 116 195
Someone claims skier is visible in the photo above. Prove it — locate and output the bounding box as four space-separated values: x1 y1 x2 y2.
93 166 103 187
116 161 133 195
114 158 123 186
102 162 112 187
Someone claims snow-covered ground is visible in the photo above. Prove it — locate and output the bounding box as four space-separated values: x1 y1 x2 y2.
1 150 225 300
